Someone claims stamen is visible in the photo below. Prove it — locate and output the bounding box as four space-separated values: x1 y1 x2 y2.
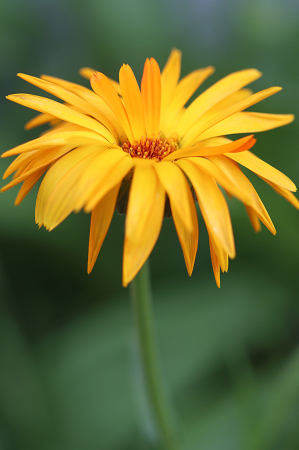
122 133 179 161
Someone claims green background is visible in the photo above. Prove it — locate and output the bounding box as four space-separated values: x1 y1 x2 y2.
1 0 299 449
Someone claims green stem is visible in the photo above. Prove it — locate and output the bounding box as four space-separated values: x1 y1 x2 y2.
130 260 177 450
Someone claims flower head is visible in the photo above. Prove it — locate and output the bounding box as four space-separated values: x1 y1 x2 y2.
2 50 297 286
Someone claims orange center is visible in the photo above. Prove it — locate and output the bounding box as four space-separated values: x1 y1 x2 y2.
122 134 179 161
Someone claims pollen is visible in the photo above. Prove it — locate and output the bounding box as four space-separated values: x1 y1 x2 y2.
122 134 179 161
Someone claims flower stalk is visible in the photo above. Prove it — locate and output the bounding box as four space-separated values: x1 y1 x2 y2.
130 260 177 449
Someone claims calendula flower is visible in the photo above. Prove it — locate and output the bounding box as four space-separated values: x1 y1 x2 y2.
2 50 298 287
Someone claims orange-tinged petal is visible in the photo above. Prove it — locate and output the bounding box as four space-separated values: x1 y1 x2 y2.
79 67 121 95
161 66 215 133
164 135 256 161
15 168 46 205
209 155 276 234
87 184 120 273
123 164 165 286
198 112 295 141
35 146 100 228
183 86 282 147
154 161 194 232
7 94 114 143
245 205 261 232
176 159 235 258
91 72 134 143
177 68 262 137
141 58 161 138
227 150 297 192
119 64 146 141
171 183 198 275
161 49 182 117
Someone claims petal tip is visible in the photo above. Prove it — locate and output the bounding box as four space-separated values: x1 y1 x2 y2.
87 262 93 275
288 114 295 124
17 73 28 81
122 276 129 288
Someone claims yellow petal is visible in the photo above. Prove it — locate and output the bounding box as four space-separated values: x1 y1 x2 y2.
202 88 253 118
3 150 37 179
209 236 221 287
25 113 56 129
79 67 96 79
84 155 134 212
7 94 114 143
87 184 120 273
119 64 146 141
18 74 117 139
177 157 252 208
198 112 295 141
35 146 101 228
263 179 299 209
22 145 74 176
209 155 276 234
141 58 161 138
79 67 121 95
15 168 46 205
1 145 74 191
183 86 282 147
2 137 53 158
190 136 231 147
91 72 134 143
161 66 215 134
41 74 126 138
171 181 198 275
11 155 33 180
70 148 126 212
245 205 261 232
176 159 235 258
228 150 296 192
154 161 194 232
161 49 182 118
176 68 262 137
209 230 229 273
164 134 256 161
123 164 165 286
2 128 106 158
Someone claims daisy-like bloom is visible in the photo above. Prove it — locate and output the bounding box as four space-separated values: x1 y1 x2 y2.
2 50 298 286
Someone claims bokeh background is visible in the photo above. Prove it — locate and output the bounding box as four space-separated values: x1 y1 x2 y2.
1 0 299 449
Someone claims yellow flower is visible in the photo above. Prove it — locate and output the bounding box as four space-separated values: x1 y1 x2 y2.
2 50 298 287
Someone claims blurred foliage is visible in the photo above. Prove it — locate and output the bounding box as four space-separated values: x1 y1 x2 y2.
1 0 299 449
